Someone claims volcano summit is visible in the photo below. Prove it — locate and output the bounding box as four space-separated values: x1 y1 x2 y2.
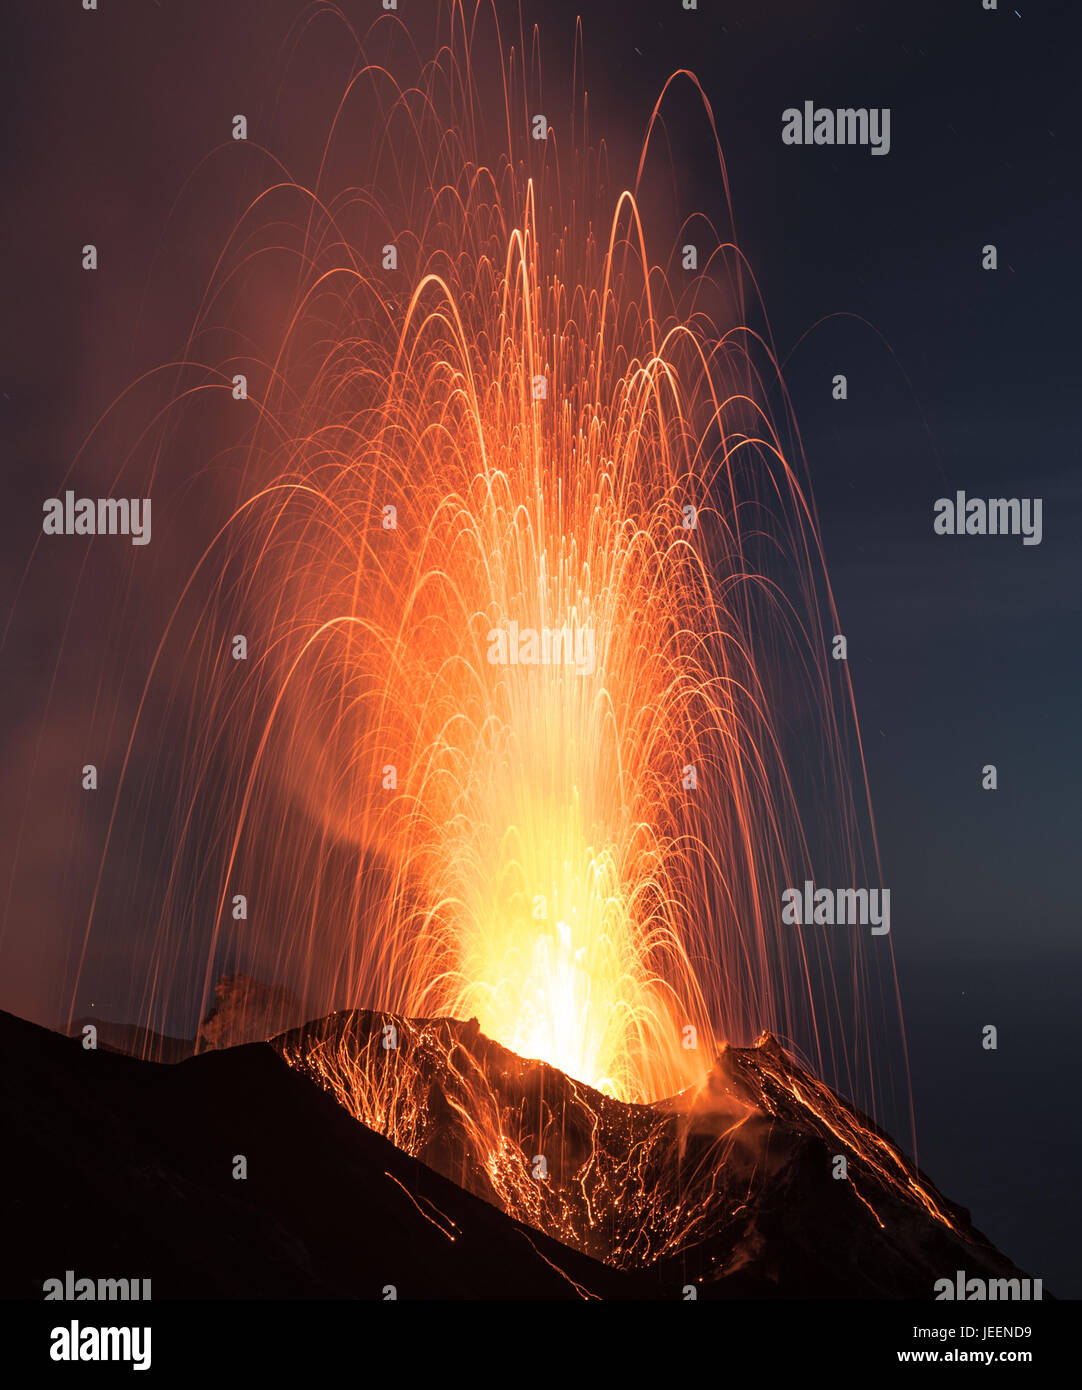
1 1006 1036 1301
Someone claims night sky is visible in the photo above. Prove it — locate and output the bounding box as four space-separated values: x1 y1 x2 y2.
2 0 1078 1293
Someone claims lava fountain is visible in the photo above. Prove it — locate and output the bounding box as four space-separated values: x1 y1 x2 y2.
64 2 902 1137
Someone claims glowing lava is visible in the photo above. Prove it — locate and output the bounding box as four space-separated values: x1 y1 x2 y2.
73 2 902 1132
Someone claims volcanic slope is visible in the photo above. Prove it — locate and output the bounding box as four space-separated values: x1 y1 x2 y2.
277 1010 1037 1297
1 1009 650 1299
2 1007 1038 1298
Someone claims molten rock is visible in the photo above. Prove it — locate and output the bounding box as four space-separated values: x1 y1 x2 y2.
276 1011 1036 1298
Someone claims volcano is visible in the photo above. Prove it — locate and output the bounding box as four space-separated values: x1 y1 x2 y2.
2 1006 1033 1300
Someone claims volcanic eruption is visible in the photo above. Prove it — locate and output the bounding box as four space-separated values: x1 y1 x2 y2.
98 0 896 1111
1 0 1035 1303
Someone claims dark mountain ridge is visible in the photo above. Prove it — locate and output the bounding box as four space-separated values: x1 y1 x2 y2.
2 1006 1041 1299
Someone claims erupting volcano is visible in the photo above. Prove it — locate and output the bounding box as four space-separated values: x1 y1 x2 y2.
5 1 1036 1304
101 1 897 1121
